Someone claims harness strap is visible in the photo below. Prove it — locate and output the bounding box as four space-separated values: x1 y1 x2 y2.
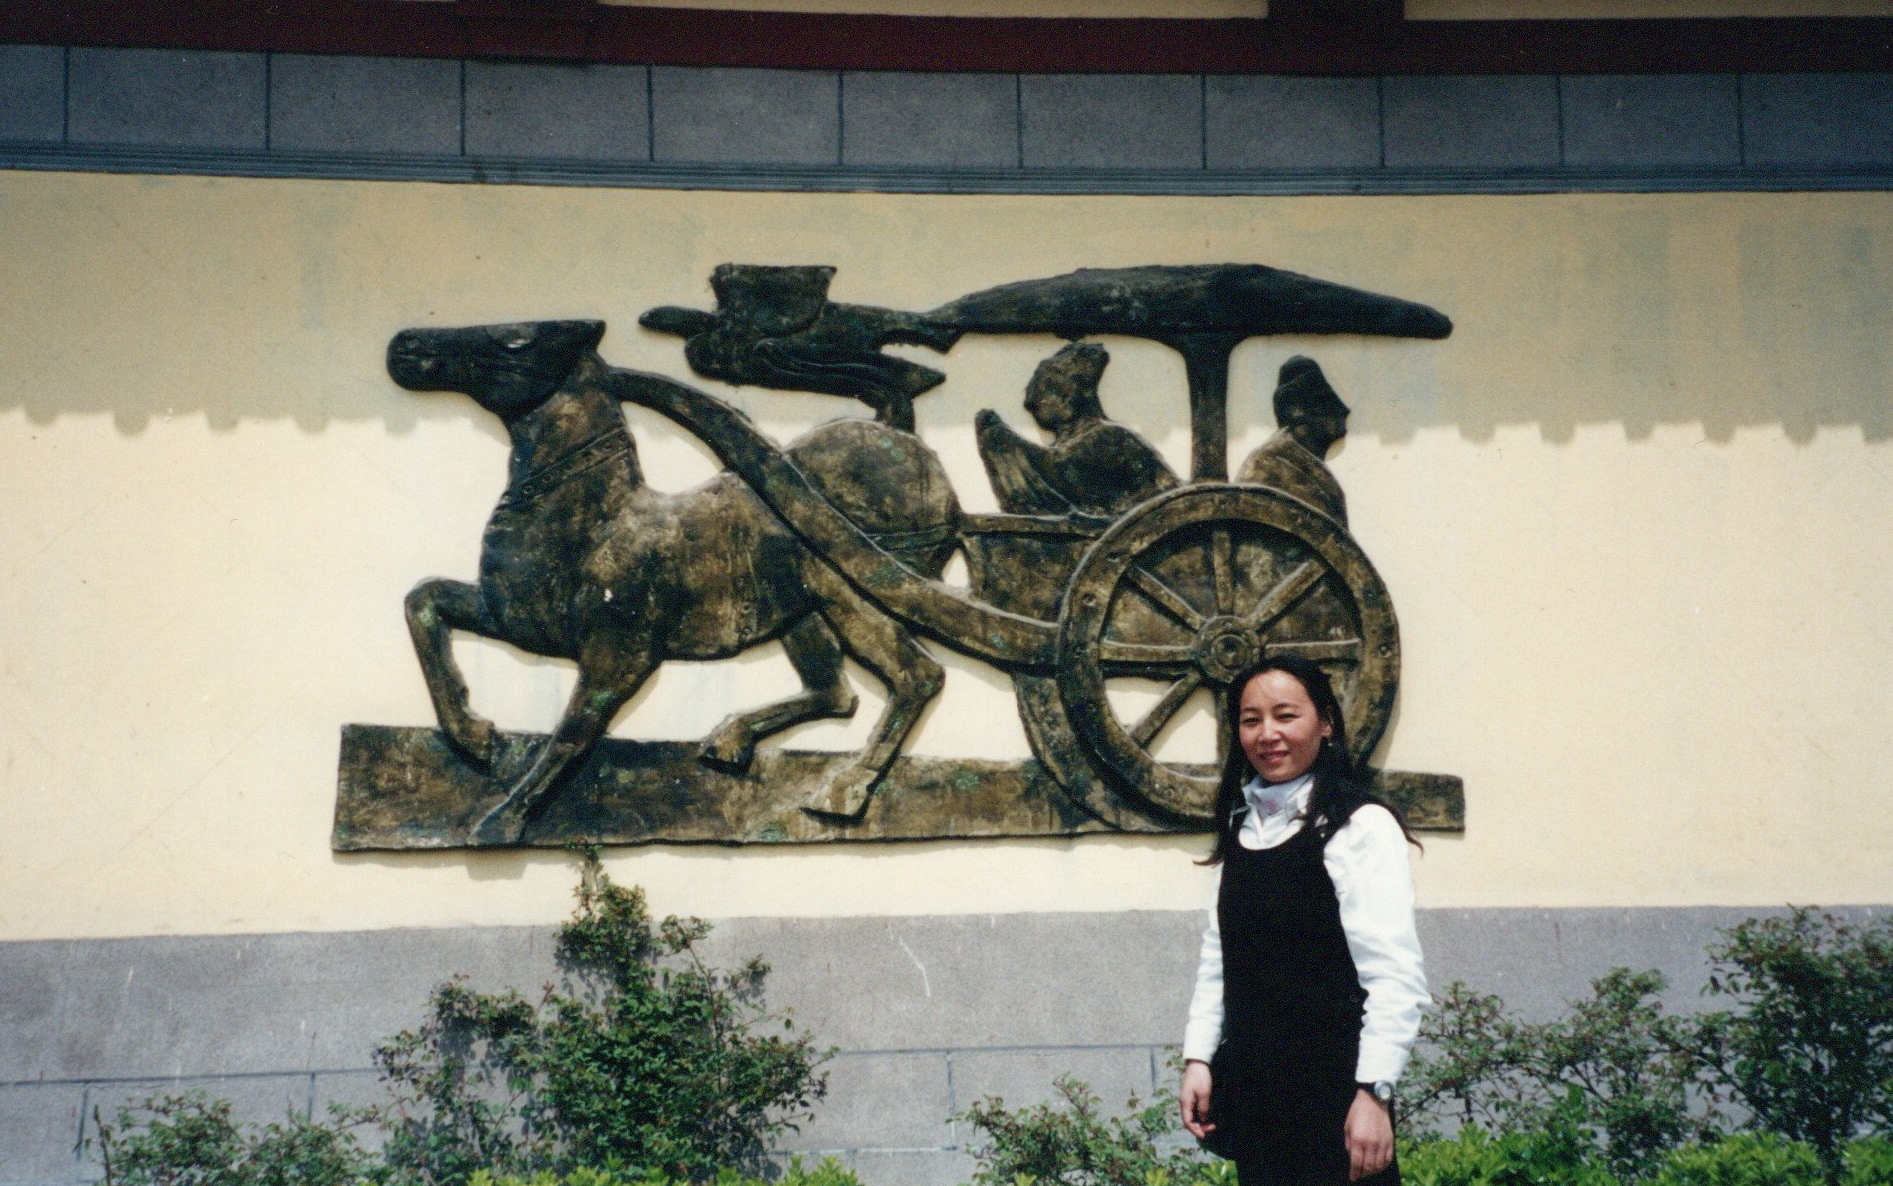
867 522 960 552
501 429 632 508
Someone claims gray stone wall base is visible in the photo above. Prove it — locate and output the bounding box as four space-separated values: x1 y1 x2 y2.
0 904 1886 1184
7 52 1893 195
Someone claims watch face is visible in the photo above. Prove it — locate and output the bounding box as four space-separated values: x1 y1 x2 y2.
1373 1082 1394 1102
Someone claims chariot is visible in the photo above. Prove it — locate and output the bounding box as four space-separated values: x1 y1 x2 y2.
621 263 1446 828
358 263 1453 847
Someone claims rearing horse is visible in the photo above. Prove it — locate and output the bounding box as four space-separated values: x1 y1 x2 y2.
388 319 954 843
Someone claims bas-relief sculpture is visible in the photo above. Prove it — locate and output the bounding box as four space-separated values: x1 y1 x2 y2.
335 264 1464 850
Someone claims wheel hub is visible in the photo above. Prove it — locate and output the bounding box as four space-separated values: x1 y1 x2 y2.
1192 615 1262 683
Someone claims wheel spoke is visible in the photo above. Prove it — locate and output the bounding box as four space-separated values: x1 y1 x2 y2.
1210 526 1236 616
1239 560 1326 634
1266 638 1362 665
1129 671 1204 748
1126 564 1207 631
1099 640 1194 674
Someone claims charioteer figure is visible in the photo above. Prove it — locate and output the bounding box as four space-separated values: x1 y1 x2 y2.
1238 356 1351 526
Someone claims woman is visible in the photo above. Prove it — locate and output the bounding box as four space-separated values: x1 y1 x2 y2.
1179 656 1426 1185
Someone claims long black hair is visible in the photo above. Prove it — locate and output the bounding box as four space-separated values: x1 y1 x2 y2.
1200 654 1419 865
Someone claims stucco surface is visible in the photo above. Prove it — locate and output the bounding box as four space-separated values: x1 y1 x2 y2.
2 173 1892 938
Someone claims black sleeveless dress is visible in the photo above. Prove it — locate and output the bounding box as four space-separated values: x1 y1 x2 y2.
1210 801 1400 1186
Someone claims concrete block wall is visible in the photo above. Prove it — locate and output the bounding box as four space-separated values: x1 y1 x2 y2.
5 907 1885 1185
2 46 1891 190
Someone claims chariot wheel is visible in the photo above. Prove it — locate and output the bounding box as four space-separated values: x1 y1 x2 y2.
1044 484 1399 825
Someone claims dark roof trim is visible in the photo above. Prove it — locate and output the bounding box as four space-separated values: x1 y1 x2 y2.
3 1 1893 74
9 141 1893 195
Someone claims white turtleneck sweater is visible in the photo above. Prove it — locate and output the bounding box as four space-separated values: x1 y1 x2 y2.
1181 772 1428 1084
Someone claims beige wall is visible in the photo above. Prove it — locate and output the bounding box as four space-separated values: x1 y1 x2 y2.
2 172 1890 941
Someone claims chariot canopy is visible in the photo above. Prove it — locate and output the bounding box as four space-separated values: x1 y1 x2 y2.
926 264 1452 479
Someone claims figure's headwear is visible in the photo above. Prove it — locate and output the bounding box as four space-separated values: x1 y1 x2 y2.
1040 341 1109 390
1273 355 1350 425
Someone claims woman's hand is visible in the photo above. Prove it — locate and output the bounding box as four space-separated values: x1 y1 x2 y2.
1179 1059 1214 1139
1344 1089 1394 1180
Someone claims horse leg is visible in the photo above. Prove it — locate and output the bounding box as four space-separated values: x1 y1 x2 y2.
799 563 944 820
700 614 859 771
405 578 503 770
470 635 655 846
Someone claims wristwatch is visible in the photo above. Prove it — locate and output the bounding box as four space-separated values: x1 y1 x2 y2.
1358 1081 1394 1105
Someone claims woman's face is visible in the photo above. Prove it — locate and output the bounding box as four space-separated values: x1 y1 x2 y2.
1237 669 1333 784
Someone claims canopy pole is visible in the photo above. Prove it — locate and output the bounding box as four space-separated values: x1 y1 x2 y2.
1163 332 1244 482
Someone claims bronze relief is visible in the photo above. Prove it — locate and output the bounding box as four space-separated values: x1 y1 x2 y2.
336 264 1462 849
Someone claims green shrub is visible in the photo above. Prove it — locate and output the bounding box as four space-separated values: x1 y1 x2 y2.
1694 911 1893 1185
1405 910 1893 1185
92 1091 385 1186
1841 1138 1893 1186
375 854 828 1184
1403 969 1716 1182
1399 1120 1621 1186
1401 1132 1893 1186
1401 981 1528 1137
468 1154 865 1185
1519 970 1717 1181
92 858 826 1186
1651 1133 1825 1186
1648 1134 1893 1186
957 1073 1235 1186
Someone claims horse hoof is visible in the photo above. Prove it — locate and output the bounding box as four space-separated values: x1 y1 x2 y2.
801 766 879 821
448 719 502 773
697 731 754 772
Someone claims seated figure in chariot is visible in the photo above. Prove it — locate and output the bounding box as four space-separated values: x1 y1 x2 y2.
1238 354 1350 526
975 341 1179 519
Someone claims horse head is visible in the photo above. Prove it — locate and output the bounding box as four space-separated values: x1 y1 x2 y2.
387 320 607 419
